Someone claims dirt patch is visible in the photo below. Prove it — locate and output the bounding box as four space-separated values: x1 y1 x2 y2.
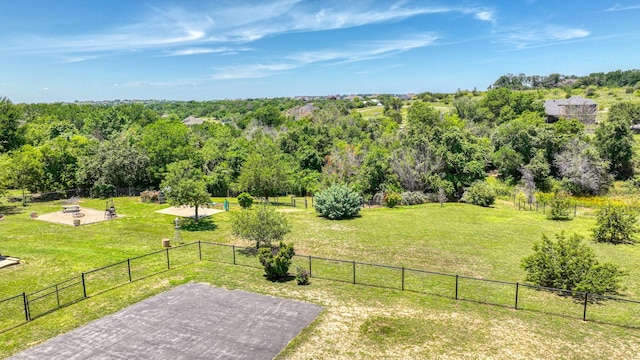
155 206 224 218
34 207 122 226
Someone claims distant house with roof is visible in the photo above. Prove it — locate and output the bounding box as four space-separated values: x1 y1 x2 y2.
182 115 205 126
286 103 319 120
543 96 597 124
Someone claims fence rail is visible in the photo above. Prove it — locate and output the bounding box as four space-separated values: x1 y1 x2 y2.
1 241 639 335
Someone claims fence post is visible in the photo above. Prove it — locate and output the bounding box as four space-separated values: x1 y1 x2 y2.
198 241 202 261
352 261 356 284
574 204 577 218
583 292 589 321
455 275 459 300
401 267 405 291
127 258 132 282
515 282 519 310
308 255 312 277
304 197 308 209
55 284 60 308
81 273 87 298
23 292 30 322
232 245 236 265
166 248 170 270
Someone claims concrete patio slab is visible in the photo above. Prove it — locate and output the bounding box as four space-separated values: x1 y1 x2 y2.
9 283 322 360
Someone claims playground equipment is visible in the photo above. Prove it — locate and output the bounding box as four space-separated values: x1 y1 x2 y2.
105 199 117 219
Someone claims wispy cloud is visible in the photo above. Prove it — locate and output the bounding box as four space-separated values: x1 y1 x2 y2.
603 3 640 12
498 25 590 49
12 1 489 56
211 33 437 79
162 47 250 57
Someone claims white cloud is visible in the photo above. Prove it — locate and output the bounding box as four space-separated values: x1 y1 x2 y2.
474 11 495 23
499 26 590 49
12 1 481 56
163 47 250 56
603 3 640 12
212 33 438 79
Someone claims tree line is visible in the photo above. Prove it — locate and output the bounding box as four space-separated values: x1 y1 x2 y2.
0 89 639 202
491 69 640 90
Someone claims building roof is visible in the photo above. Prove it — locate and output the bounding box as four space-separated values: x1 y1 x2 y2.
544 96 597 116
182 115 205 126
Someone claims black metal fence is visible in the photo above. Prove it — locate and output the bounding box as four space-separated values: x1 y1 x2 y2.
2 241 639 335
0 243 200 334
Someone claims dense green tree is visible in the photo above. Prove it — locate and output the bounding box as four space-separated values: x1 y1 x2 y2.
595 108 635 180
4 145 45 196
161 160 211 222
522 232 626 295
0 97 23 153
592 203 638 244
77 135 149 192
140 117 194 186
235 136 292 198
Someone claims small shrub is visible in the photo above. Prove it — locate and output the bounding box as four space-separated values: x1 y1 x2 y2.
461 181 495 207
384 192 402 208
295 266 310 285
258 242 295 279
547 190 572 220
140 190 160 203
231 203 290 248
314 184 361 220
400 191 426 206
521 232 626 295
592 203 638 244
237 192 254 209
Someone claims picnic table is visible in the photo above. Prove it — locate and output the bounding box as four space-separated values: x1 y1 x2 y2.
62 205 80 213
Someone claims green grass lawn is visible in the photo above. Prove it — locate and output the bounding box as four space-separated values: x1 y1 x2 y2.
1 197 640 358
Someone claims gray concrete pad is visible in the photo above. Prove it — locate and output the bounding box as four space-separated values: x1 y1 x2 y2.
9 283 322 360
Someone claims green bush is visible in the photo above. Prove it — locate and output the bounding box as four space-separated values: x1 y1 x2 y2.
592 203 638 244
384 192 402 208
547 190 572 220
314 184 361 220
521 232 626 295
400 191 425 206
295 266 310 285
231 203 290 248
237 192 254 209
258 242 295 279
461 181 495 207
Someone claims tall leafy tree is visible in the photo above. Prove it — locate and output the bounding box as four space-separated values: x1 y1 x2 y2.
595 105 635 180
140 116 194 186
0 97 23 153
235 135 292 198
161 160 211 222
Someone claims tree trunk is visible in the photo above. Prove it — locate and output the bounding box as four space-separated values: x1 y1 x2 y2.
194 205 199 222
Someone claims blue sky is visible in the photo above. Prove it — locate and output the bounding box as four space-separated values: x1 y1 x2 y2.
1 1 639 103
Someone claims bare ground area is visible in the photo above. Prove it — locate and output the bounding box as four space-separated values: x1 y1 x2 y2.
34 207 122 226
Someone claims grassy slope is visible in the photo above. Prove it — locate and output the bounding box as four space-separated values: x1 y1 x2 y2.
1 198 640 358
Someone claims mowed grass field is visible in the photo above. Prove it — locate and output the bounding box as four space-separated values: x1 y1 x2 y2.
1 197 640 358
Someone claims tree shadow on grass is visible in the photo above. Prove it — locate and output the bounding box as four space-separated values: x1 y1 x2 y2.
180 217 217 231
264 274 296 283
0 205 23 216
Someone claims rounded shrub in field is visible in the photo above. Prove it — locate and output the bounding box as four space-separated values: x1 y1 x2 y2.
237 192 254 209
384 191 402 208
461 181 495 207
400 191 426 206
314 184 361 220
